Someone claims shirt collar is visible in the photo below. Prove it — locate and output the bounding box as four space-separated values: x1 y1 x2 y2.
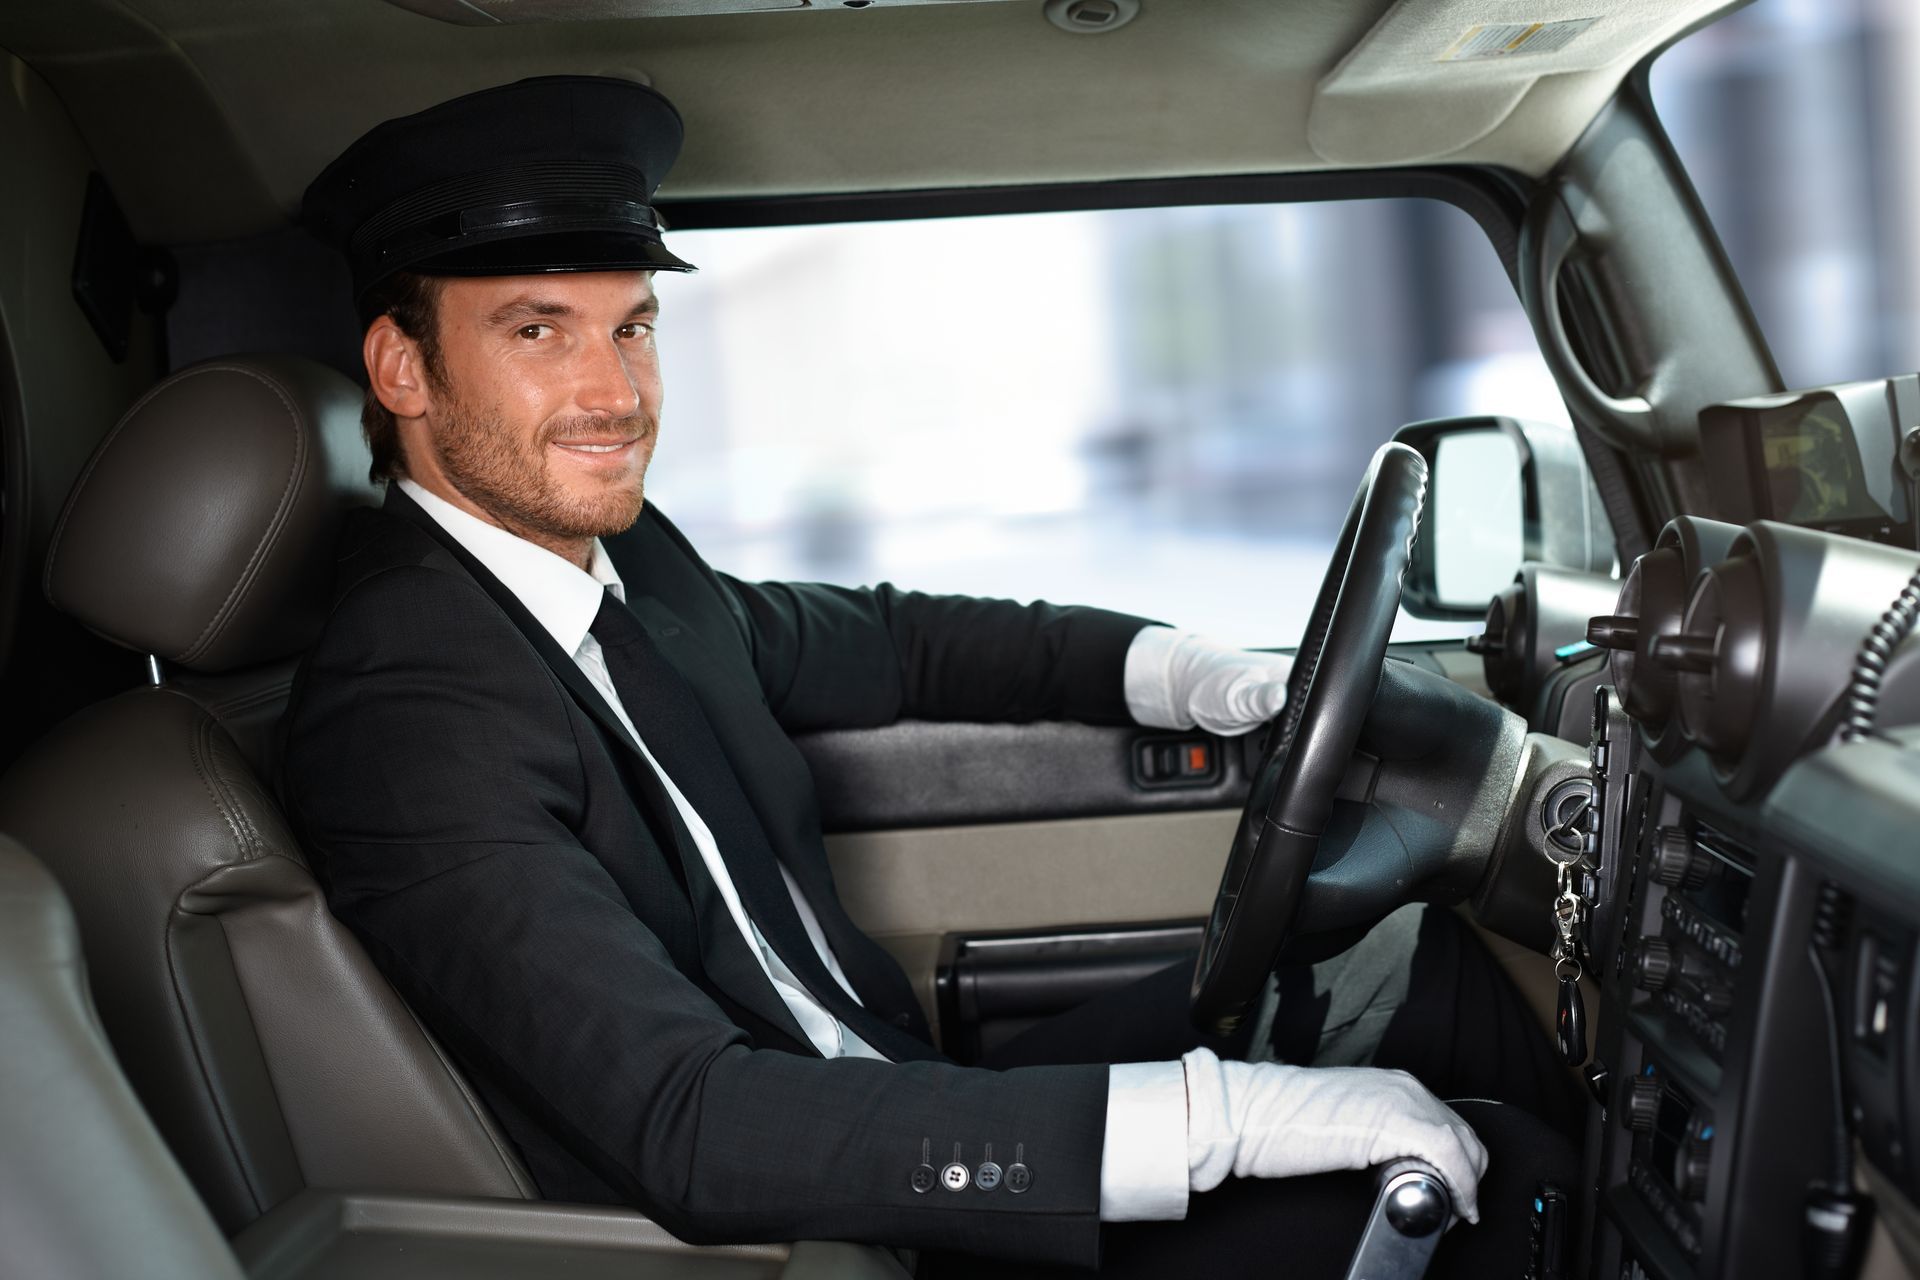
398 478 626 659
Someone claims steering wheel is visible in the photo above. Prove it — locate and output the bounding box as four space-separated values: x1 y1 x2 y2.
1190 442 1430 1034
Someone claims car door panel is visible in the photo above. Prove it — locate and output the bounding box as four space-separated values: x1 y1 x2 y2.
803 641 1507 1050
824 808 1236 1044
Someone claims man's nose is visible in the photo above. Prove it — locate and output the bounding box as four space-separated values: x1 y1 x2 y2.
574 336 643 419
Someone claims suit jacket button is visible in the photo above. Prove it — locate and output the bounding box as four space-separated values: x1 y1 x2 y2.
910 1165 937 1194
1005 1162 1032 1194
940 1161 970 1191
975 1161 1002 1191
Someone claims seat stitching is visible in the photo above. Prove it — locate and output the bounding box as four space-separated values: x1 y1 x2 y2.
180 364 309 666
208 724 267 860
188 712 259 863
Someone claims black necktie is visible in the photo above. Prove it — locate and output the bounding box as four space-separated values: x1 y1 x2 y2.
587 589 900 1053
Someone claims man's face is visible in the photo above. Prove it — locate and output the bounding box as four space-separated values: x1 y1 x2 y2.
413 271 663 548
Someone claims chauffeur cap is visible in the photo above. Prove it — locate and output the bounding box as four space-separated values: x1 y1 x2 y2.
303 75 696 303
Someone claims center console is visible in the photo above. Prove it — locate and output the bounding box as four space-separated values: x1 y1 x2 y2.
1558 514 1920 1280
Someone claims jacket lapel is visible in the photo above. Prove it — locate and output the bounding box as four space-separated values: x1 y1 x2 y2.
381 487 823 1054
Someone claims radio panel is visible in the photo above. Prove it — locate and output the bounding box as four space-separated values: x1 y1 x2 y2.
1624 1062 1715 1259
1628 824 1751 1061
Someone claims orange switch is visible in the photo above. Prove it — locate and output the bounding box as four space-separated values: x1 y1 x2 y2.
1186 744 1209 774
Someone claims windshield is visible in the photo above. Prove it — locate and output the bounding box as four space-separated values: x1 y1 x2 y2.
1652 0 1920 391
649 198 1573 647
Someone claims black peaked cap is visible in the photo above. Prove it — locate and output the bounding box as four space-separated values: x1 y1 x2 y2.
304 75 695 304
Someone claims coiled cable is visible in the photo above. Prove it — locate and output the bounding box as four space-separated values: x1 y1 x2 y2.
1839 565 1920 743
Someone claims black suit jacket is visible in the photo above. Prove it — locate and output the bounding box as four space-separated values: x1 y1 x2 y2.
281 486 1156 1266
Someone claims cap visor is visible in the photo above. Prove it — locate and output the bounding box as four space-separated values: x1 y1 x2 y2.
407 228 695 279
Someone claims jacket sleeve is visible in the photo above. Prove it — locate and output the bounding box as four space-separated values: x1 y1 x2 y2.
721 577 1159 734
281 565 1111 1267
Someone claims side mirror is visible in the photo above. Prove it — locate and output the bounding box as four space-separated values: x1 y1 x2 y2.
1392 416 1614 620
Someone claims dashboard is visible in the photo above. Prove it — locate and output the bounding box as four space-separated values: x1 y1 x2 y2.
1520 515 1920 1279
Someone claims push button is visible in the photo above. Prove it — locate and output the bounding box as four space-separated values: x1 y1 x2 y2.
1006 1144 1033 1194
911 1139 937 1194
940 1143 969 1191
1131 735 1222 790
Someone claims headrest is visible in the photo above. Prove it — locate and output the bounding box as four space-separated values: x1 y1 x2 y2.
46 356 381 674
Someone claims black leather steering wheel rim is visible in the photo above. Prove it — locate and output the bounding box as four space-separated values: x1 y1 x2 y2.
1189 442 1430 1034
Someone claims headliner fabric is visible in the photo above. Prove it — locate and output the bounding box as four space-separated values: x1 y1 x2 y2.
0 0 1746 245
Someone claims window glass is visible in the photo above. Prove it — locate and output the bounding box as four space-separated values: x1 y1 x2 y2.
648 200 1573 648
1651 0 1920 390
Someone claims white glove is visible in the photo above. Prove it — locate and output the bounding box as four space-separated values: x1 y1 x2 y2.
1124 626 1295 736
1182 1047 1488 1224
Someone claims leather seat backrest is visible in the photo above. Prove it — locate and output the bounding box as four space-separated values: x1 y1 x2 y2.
0 356 535 1234
0 833 246 1280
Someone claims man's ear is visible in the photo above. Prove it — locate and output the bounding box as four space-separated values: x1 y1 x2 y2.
364 316 434 419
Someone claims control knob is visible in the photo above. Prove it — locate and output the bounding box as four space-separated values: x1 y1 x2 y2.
1696 983 1735 1017
1626 1075 1662 1134
1649 827 1713 890
1676 1125 1714 1201
1634 939 1677 992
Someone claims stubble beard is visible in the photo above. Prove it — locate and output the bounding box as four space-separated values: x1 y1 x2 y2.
430 390 657 549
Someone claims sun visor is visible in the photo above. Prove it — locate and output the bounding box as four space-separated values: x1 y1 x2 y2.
1307 0 1738 166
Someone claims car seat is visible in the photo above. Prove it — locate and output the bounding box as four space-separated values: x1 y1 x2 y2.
0 356 541 1231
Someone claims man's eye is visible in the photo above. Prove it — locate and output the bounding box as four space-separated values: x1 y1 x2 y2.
517 324 551 340
616 322 653 340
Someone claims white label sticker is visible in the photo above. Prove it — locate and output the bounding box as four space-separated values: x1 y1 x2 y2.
1440 18 1598 61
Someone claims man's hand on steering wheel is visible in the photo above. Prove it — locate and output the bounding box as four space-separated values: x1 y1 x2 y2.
1126 626 1296 736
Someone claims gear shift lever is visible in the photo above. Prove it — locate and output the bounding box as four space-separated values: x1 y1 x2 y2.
1343 1158 1452 1280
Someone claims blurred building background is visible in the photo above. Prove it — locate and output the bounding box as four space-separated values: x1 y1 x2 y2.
1652 0 1920 393
644 0 1909 647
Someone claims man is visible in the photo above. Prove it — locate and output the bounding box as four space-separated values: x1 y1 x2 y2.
284 76 1573 1276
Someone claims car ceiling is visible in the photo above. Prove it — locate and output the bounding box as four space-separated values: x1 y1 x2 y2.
0 0 1745 246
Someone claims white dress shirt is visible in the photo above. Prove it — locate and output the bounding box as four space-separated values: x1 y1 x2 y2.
400 479 1213 1221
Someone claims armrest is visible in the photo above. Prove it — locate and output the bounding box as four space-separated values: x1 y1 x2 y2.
232 1188 911 1280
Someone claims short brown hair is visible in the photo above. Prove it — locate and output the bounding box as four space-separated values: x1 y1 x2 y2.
357 272 447 482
